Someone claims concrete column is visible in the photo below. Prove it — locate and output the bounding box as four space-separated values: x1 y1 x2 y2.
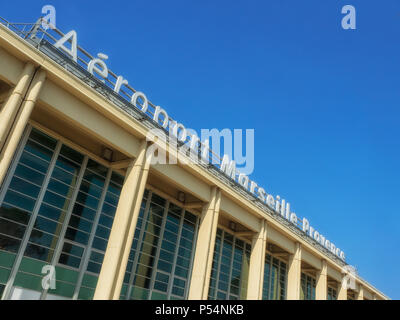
94 140 151 300
337 276 348 300
357 284 364 300
246 220 267 300
316 260 327 300
0 62 35 151
188 186 221 300
111 146 152 300
287 242 302 300
0 68 46 187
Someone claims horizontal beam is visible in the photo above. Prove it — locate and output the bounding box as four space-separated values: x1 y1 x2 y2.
235 231 254 237
184 201 204 209
110 159 132 170
273 252 290 258
302 268 317 273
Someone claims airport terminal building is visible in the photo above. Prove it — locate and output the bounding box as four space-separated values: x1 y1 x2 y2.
0 17 388 300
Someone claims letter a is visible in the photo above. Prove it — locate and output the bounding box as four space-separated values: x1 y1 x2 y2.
341 5 356 30
54 30 78 62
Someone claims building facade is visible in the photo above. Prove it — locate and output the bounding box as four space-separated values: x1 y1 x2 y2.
0 18 388 300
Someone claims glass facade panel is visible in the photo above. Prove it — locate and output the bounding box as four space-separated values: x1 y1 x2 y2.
300 272 316 300
0 127 123 300
121 191 199 300
0 128 58 295
76 171 123 299
262 254 287 300
0 125 334 301
328 286 337 300
208 228 251 300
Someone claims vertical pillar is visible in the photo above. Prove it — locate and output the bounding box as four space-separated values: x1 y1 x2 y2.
337 276 348 300
111 145 152 300
246 220 267 300
316 260 327 300
0 68 46 187
188 186 221 300
0 62 35 150
94 140 151 300
357 284 364 300
287 242 302 300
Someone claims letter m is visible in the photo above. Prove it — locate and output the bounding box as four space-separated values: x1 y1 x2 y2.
220 155 236 180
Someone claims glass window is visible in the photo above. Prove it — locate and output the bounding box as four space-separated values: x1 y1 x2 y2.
0 234 21 253
301 272 316 300
76 172 123 298
24 140 53 162
14 163 45 186
328 286 337 300
0 205 31 226
0 127 125 300
262 253 287 300
0 219 26 239
1 128 202 301
208 229 250 300
0 129 57 269
24 243 54 262
4 190 36 213
29 129 57 151
122 192 198 300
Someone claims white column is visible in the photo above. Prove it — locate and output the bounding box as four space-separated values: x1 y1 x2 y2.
246 220 267 300
357 284 364 300
316 260 327 300
0 68 46 187
337 276 348 300
287 242 302 300
94 140 151 300
0 62 35 150
188 187 221 300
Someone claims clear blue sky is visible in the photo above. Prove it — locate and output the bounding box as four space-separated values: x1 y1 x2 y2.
2 0 399 299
